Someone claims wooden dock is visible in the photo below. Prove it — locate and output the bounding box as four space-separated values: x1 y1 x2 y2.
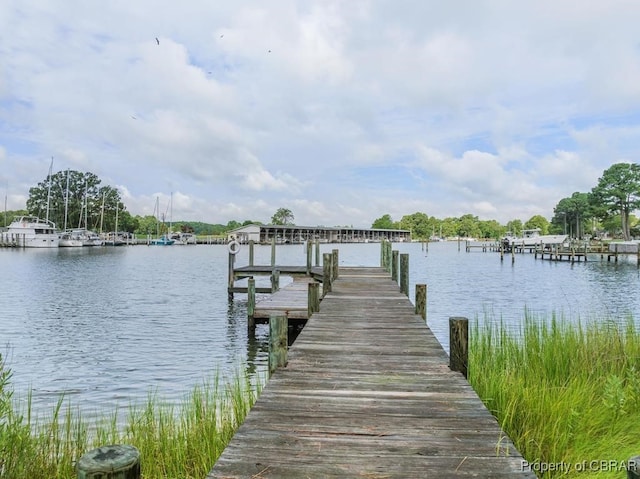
208 266 534 478
252 277 320 321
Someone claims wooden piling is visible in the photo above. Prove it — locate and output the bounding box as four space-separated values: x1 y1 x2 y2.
391 250 399 283
315 240 320 267
322 253 332 297
415 283 427 323
306 241 312 274
332 249 339 280
227 252 235 300
77 444 140 479
449 317 469 378
271 237 276 267
308 282 320 318
247 278 256 333
248 240 254 266
268 314 288 376
271 269 280 292
400 253 409 297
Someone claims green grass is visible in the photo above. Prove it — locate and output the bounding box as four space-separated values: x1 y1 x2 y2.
469 313 640 478
0 356 265 479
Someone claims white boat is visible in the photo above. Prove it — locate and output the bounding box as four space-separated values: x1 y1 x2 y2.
7 216 59 248
502 228 568 249
167 231 196 245
59 228 103 247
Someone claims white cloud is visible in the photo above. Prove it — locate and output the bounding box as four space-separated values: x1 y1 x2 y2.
2 1 640 227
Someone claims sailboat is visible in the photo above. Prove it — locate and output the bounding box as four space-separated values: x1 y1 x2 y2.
164 192 196 245
149 196 174 246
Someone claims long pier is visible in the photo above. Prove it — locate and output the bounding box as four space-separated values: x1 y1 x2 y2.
208 264 534 478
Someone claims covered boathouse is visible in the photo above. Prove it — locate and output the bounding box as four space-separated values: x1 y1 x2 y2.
227 224 411 244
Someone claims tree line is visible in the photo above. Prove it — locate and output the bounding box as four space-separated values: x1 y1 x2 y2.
5 163 640 240
373 162 640 241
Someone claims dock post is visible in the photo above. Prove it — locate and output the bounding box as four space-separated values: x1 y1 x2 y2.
248 240 254 267
415 284 427 323
449 317 469 378
315 240 320 267
308 282 320 317
268 314 288 376
511 245 515 264
271 237 276 267
332 249 339 280
306 241 312 274
77 444 140 479
322 253 332 297
391 250 399 283
500 243 504 261
400 253 409 297
270 269 280 292
247 278 256 333
227 252 235 300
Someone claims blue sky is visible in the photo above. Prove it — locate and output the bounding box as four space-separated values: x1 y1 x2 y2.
1 1 640 227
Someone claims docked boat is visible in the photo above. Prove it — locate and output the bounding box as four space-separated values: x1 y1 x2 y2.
7 216 59 248
502 229 568 250
150 234 175 246
59 228 103 247
167 231 196 245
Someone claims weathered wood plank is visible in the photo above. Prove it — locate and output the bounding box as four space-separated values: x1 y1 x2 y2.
207 266 534 478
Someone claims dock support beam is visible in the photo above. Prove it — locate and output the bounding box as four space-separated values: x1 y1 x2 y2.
248 240 254 266
270 269 280 292
415 284 427 323
449 317 469 378
332 249 339 280
322 253 332 297
247 278 256 333
400 253 409 297
391 250 399 283
227 252 235 300
308 282 320 318
77 444 140 479
306 241 312 274
269 314 288 376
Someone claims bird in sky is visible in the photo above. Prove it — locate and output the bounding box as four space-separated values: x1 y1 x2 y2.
155 37 159 45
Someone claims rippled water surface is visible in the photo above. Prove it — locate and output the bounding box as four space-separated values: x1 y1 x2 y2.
1 241 639 417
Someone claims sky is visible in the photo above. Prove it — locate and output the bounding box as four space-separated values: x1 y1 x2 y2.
2 1 640 228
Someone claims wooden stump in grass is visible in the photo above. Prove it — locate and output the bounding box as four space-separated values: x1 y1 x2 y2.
77 444 140 479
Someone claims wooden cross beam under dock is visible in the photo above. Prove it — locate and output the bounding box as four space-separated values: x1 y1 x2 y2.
208 266 534 478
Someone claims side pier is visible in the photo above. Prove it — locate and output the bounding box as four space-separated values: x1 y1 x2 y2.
208 263 534 477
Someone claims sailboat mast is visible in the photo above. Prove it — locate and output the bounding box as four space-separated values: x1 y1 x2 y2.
45 157 53 223
63 169 69 231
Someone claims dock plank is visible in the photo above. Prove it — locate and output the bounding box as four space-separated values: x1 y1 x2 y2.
208 266 534 478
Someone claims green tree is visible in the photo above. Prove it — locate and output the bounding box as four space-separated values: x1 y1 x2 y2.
271 208 294 225
26 169 125 232
399 212 435 239
552 192 591 238
524 215 550 235
506 219 523 236
478 219 505 239
591 162 640 240
456 214 482 238
371 214 396 229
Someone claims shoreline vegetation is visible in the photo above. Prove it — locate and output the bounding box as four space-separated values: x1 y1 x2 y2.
469 314 640 478
0 359 265 479
2 314 640 478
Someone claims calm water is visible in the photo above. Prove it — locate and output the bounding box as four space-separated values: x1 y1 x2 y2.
1 241 639 418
